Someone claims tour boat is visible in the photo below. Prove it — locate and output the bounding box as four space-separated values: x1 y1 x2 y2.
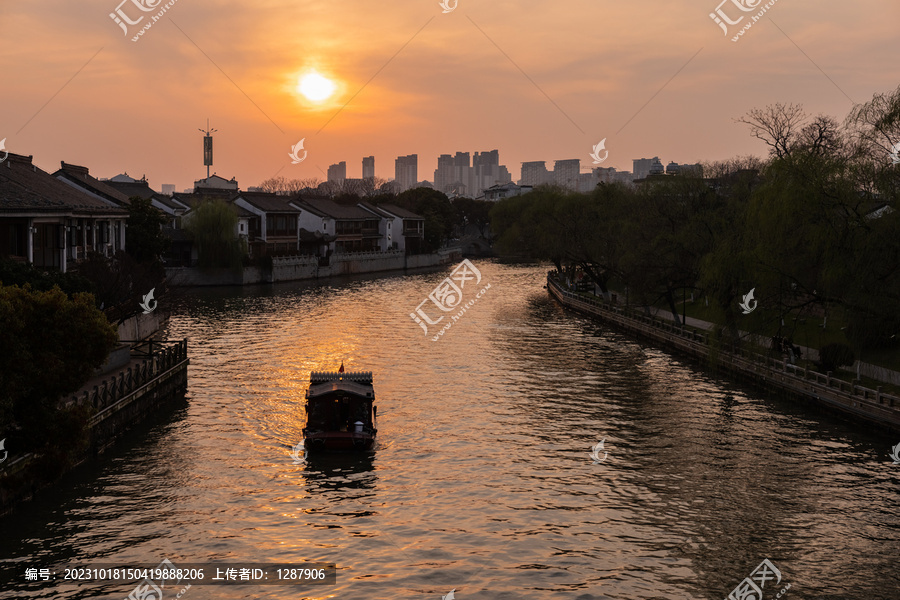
302 366 377 452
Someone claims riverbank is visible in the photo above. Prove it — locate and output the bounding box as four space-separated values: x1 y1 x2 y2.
166 248 461 286
547 274 900 432
0 340 188 516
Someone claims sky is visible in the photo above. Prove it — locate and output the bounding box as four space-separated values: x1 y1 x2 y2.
1 0 898 191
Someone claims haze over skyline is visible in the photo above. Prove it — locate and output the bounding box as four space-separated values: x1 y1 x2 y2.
1 0 897 190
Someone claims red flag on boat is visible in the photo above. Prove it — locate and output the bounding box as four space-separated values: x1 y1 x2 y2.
339 362 344 373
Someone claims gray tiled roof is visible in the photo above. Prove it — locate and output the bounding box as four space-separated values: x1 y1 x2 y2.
296 197 376 220
237 192 300 213
106 179 158 200
377 203 423 220
54 161 131 206
0 154 128 215
153 194 188 211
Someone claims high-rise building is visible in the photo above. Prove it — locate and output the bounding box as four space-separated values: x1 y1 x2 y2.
395 154 418 193
473 150 511 193
327 161 347 184
594 167 635 186
633 157 664 180
576 171 598 193
434 154 454 194
433 150 510 197
553 159 581 189
452 152 472 195
473 150 499 170
633 158 651 180
362 156 375 180
520 161 551 186
161 184 176 195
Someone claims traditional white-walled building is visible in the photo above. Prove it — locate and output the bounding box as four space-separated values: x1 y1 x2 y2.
233 192 298 256
357 202 424 253
0 154 128 271
481 182 533 201
291 197 382 254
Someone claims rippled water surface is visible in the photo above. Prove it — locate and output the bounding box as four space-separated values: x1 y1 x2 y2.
2 262 900 600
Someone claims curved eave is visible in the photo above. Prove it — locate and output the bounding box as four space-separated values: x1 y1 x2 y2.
306 380 375 399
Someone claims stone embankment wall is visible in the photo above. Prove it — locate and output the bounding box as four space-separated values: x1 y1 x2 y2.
547 276 900 432
166 249 461 286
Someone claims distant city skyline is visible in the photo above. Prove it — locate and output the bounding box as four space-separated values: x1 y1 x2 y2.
100 148 720 197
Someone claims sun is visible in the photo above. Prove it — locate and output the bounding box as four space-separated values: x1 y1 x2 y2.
297 72 336 102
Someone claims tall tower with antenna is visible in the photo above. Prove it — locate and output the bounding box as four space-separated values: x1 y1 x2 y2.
199 119 217 180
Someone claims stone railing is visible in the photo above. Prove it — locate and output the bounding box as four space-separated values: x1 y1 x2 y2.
547 275 900 423
332 250 404 260
66 339 189 415
271 254 319 264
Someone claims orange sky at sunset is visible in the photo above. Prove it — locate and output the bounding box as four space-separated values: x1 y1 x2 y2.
1 0 898 190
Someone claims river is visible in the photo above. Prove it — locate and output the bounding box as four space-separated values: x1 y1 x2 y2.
2 261 899 599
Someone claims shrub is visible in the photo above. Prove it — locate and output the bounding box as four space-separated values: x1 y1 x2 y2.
818 342 856 373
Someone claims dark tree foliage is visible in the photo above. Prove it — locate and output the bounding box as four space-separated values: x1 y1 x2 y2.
452 197 493 238
125 197 170 264
818 343 856 373
184 200 245 269
77 251 166 324
0 259 92 298
392 187 457 252
0 284 117 456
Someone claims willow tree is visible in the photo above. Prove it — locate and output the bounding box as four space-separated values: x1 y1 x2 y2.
184 200 245 269
618 172 722 324
491 185 572 272
841 85 900 346
737 94 900 350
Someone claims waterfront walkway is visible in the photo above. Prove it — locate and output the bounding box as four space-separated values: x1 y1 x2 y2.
562 281 900 387
549 276 900 431
642 305 900 388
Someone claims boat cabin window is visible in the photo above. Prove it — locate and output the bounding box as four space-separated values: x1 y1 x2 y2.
307 395 372 431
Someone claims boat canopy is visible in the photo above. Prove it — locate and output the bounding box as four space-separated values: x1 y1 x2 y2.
307 380 374 398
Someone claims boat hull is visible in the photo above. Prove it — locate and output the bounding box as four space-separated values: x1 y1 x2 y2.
304 430 376 452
